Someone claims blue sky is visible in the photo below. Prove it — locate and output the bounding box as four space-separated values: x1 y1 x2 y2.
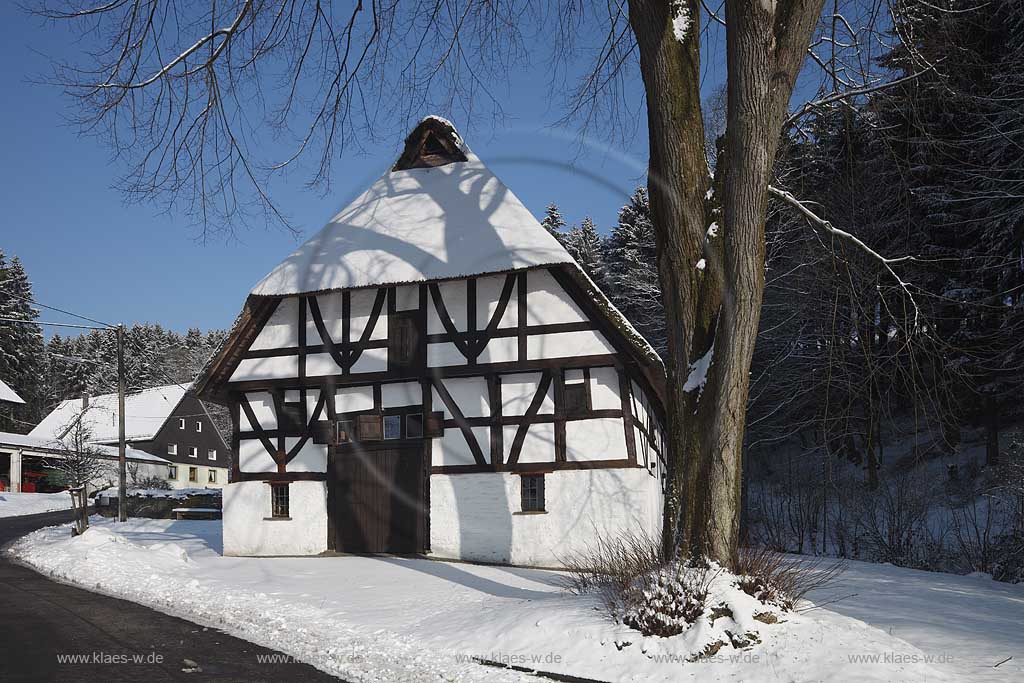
0 5 733 336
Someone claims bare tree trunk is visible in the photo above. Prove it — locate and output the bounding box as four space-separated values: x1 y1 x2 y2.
628 0 715 560
632 0 826 568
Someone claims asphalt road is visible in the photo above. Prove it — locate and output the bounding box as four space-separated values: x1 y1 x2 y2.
0 509 344 682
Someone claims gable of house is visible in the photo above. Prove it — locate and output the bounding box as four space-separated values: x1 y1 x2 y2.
197 117 667 564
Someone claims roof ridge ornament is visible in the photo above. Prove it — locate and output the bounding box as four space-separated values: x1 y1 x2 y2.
392 116 469 171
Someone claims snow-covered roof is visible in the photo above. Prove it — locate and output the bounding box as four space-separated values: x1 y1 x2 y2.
250 118 574 297
0 431 168 463
0 378 25 405
29 384 190 444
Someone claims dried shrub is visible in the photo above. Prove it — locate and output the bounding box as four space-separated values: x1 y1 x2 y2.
735 545 844 609
562 530 665 597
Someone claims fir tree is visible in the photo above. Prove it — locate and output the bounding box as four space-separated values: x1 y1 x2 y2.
540 203 567 245
0 252 45 432
603 188 666 356
563 217 605 285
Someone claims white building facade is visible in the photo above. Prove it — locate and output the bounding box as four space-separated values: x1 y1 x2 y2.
199 118 667 566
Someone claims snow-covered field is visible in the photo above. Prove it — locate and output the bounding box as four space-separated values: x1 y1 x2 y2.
9 518 1020 682
0 491 73 518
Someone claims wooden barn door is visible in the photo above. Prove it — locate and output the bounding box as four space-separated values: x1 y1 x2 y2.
329 447 425 554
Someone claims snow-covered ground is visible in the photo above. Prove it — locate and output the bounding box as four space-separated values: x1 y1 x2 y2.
0 491 73 518
808 561 1023 682
10 518 1019 682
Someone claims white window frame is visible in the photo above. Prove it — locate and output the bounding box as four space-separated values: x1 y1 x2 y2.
167 443 178 456
188 446 198 458
179 418 185 430
208 449 217 461
196 421 202 432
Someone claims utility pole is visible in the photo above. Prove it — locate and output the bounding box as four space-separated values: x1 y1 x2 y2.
117 324 127 522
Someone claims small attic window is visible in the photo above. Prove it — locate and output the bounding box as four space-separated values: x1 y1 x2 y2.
393 119 468 171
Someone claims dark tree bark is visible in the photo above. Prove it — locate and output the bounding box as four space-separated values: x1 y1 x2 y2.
986 398 999 467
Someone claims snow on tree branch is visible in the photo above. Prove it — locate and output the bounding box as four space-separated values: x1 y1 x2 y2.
767 184 920 328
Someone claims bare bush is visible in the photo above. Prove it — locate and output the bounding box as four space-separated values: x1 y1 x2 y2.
748 480 823 554
858 474 935 566
563 533 718 637
736 545 845 610
562 530 664 598
949 495 1014 575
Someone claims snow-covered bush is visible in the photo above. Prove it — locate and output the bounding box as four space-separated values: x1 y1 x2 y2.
563 533 839 649
131 476 172 491
615 558 716 637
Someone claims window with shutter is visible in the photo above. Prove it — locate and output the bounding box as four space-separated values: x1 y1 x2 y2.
356 414 383 441
423 411 445 438
388 311 423 371
561 381 590 416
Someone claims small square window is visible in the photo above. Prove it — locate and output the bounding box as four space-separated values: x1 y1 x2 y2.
271 483 289 518
383 415 402 440
188 447 198 458
196 421 202 432
167 465 178 479
188 467 198 482
178 418 185 430
167 443 178 456
335 420 354 444
521 474 545 512
208 449 217 461
208 469 217 483
406 413 423 439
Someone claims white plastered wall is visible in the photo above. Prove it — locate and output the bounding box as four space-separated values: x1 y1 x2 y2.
429 468 663 567
223 480 328 556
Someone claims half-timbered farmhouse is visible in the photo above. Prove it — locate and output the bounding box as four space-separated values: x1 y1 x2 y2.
196 117 667 566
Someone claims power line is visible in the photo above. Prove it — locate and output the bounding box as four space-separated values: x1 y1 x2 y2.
0 316 109 331
0 290 114 328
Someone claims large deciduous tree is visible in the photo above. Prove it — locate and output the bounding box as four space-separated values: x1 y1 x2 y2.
628 0 825 565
